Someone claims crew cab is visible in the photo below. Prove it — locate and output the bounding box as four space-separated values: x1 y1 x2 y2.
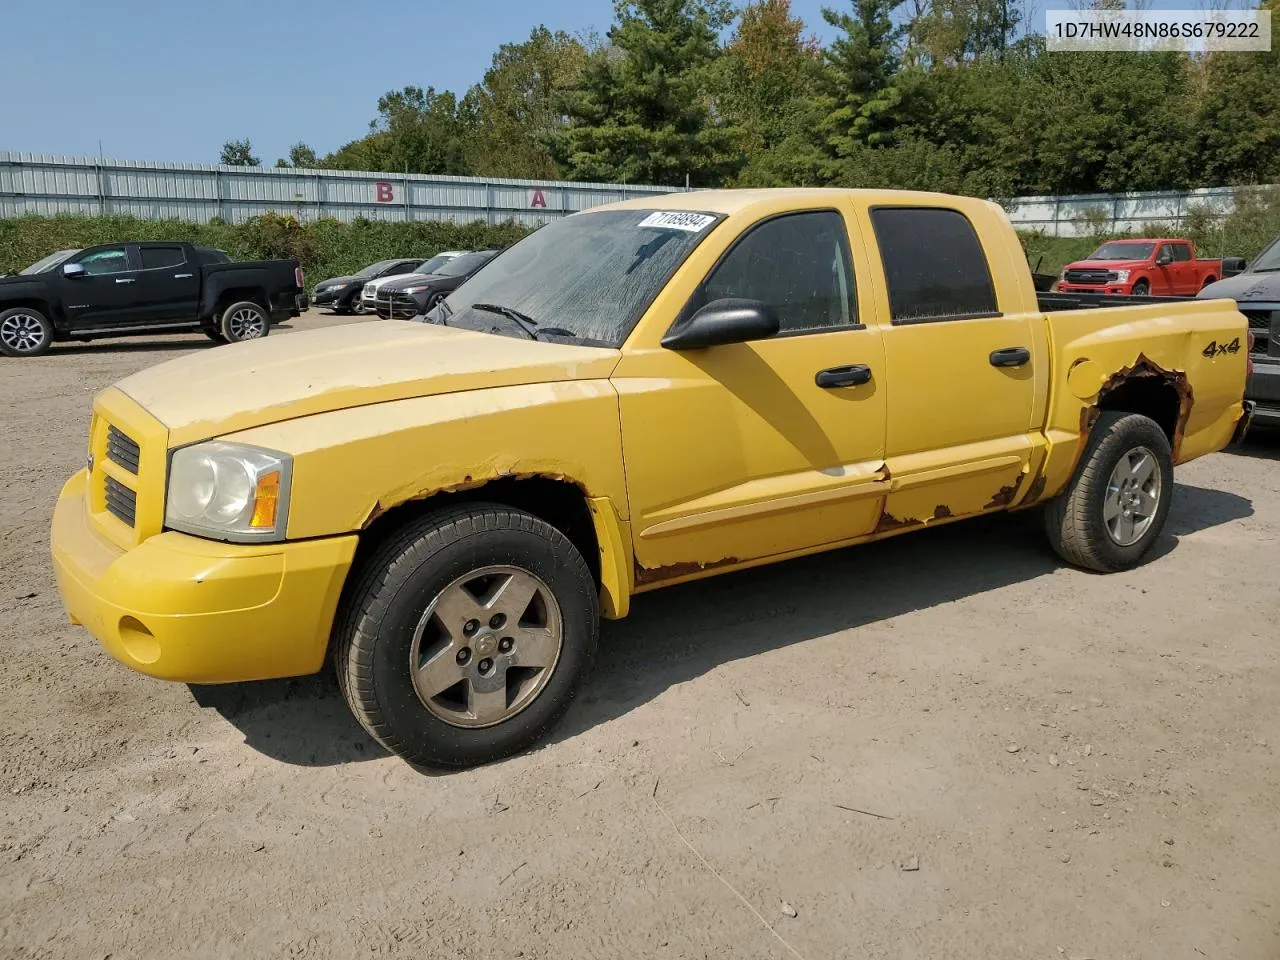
1059 238 1223 297
0 242 304 357
1199 232 1280 426
50 189 1250 769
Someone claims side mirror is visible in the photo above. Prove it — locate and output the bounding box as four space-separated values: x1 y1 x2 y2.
662 297 781 351
1222 257 1247 278
1155 252 1173 266
62 262 86 278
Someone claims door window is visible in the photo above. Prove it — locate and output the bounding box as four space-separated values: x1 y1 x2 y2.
1171 243 1192 262
77 247 129 276
700 211 857 333
870 207 999 323
140 246 186 269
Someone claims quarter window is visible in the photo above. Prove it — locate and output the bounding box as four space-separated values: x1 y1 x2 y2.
140 246 185 270
870 208 999 323
701 211 857 333
77 247 129 276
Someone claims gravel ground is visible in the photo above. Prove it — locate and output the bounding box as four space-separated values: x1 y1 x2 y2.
2 312 1279 960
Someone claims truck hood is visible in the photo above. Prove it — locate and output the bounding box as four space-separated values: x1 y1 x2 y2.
1198 271 1280 305
1067 259 1147 271
113 321 621 446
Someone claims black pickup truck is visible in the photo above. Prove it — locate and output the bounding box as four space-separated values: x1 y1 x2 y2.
0 242 306 357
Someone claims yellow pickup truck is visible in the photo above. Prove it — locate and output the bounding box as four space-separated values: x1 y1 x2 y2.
51 188 1251 768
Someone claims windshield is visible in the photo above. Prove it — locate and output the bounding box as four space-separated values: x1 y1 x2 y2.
355 259 398 279
21 249 81 275
435 210 721 345
413 253 459 276
435 251 495 278
1087 241 1156 261
1251 236 1280 272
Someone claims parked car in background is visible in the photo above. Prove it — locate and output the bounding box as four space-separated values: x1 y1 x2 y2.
360 251 468 313
1059 239 1225 297
1199 233 1280 427
313 259 425 314
374 249 500 319
50 188 1249 769
0 242 305 357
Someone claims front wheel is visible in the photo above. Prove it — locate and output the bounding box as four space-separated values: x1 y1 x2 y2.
0 307 54 357
1044 411 1173 572
335 504 599 768
1131 279 1150 297
220 301 270 343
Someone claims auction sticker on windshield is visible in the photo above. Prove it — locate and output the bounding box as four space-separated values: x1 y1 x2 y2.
637 211 716 232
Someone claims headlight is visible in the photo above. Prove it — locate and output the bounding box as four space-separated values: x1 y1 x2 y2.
165 442 292 542
1060 270 1067 281
1113 269 1130 282
402 285 432 295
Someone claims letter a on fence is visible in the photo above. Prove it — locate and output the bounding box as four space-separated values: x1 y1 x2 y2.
529 189 547 208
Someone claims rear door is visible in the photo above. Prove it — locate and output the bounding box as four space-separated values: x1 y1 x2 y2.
1169 242 1195 293
131 244 200 323
57 246 145 329
863 204 1042 522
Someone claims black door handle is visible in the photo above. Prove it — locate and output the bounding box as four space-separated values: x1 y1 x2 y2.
815 364 872 388
989 347 1031 368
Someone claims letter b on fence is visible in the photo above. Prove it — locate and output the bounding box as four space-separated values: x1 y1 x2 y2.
375 181 395 204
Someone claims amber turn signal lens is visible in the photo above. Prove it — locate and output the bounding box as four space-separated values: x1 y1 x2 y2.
249 470 282 529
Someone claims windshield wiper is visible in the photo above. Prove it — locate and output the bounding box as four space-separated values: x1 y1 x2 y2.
471 302 541 340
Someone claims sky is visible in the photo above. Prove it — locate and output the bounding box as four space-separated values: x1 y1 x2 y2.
1 0 1218 167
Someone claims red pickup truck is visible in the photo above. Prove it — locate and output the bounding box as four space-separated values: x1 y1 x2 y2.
1058 238 1222 297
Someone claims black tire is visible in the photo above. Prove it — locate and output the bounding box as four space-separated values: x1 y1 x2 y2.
0 306 54 357
335 504 599 768
1131 279 1150 297
348 292 366 316
219 301 270 343
1044 411 1174 572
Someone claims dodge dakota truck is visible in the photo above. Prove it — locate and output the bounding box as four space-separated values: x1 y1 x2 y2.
1059 238 1224 297
50 189 1251 769
0 241 305 357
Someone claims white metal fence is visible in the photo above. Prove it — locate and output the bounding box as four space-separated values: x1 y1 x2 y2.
0 152 1271 238
0 152 678 226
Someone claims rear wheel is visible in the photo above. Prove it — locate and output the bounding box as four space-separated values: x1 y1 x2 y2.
220 301 270 343
0 307 54 357
1200 276 1217 291
335 504 599 768
1131 279 1150 297
1044 411 1173 572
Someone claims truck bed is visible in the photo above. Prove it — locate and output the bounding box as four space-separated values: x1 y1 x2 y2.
1037 291 1192 311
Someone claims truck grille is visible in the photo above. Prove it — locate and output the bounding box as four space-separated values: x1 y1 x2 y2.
1064 269 1114 285
104 475 138 527
106 425 140 473
1244 311 1273 355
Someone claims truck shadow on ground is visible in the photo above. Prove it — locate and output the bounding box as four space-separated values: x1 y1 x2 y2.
52 340 213 356
192 481 1253 768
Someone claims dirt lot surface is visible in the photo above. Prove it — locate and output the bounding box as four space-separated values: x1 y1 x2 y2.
2 312 1279 960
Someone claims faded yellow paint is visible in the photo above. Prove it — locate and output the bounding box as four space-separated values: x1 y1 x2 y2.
51 187 1249 687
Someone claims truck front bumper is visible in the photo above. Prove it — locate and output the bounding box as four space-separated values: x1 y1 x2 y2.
1246 356 1280 426
51 470 358 684
1058 282 1133 296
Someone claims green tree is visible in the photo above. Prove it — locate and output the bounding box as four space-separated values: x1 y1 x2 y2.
715 0 827 185
277 142 320 168
1193 0 1280 186
465 27 588 179
219 138 260 166
818 0 907 159
324 87 473 175
549 0 743 186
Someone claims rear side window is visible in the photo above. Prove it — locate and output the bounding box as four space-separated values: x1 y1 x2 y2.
1171 243 1192 262
870 208 999 323
140 246 185 269
702 211 857 333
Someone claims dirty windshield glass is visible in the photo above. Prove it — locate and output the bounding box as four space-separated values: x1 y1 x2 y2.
436 209 721 345
21 249 81 274
1088 242 1156 260
1251 237 1280 272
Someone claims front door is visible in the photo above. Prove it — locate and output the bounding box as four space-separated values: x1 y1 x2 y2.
614 208 889 583
863 204 1041 522
58 246 147 329
132 244 200 323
